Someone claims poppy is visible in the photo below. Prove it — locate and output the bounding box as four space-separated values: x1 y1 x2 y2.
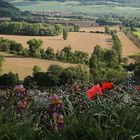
86 84 102 100
137 87 140 91
101 82 114 91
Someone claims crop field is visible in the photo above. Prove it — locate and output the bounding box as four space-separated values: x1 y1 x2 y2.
1 26 140 79
133 31 140 38
129 53 140 63
10 1 140 17
117 32 140 63
0 52 76 80
80 26 120 32
132 28 140 39
0 32 113 55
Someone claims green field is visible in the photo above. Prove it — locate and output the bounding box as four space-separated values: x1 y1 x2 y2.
10 1 140 17
129 53 140 63
133 30 140 38
136 28 140 32
134 32 140 37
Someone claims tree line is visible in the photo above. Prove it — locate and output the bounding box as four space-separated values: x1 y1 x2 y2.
0 37 88 64
0 22 80 36
0 64 90 88
0 45 130 88
89 45 127 83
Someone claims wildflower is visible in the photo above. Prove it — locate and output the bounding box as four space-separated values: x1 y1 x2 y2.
137 86 140 91
17 100 27 110
15 84 26 95
101 82 114 91
53 112 64 129
86 84 102 100
48 95 63 112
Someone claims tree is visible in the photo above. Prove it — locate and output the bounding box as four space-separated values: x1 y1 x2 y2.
74 25 80 32
27 39 43 57
9 41 23 53
0 55 4 74
62 45 71 56
54 24 63 35
23 75 36 87
63 29 68 40
105 26 110 34
45 47 55 60
33 72 47 87
47 64 64 86
0 72 19 87
104 49 118 67
33 65 41 75
89 45 103 69
59 67 77 85
134 63 140 79
0 40 10 52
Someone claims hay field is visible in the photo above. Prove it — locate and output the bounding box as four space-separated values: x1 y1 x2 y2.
80 26 120 32
0 32 113 55
1 26 140 79
0 52 76 80
117 32 140 57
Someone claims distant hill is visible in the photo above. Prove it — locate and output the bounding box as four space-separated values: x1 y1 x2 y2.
0 0 21 17
6 0 140 7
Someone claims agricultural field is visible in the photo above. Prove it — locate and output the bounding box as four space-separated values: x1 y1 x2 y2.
1 26 140 79
9 1 140 17
80 26 120 33
129 54 140 63
117 32 140 57
0 52 76 80
0 32 113 55
133 28 140 39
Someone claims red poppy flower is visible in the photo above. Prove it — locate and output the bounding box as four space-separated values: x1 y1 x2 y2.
101 82 113 91
86 84 102 100
137 87 140 91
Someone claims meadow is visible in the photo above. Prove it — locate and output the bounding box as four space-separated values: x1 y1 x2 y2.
0 83 140 140
11 1 140 17
132 28 140 38
0 52 76 80
0 31 113 55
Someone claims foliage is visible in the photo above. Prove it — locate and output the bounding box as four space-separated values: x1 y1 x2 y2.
23 64 90 87
0 37 23 54
63 29 68 40
27 39 43 57
0 22 78 36
0 55 4 74
0 72 19 87
0 82 140 140
105 25 110 34
33 65 42 75
89 43 127 83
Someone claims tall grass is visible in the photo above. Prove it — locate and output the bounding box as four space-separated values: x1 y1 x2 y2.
0 85 140 140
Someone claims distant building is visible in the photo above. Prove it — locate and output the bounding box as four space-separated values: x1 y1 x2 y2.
0 17 11 22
